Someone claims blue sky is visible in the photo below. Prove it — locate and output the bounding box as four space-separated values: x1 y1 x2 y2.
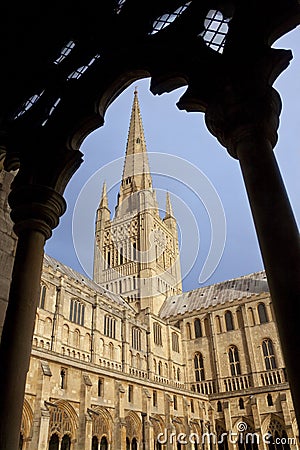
45 27 300 293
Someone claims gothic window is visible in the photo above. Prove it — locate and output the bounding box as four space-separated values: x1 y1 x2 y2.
133 242 137 261
128 384 133 402
69 299 85 326
194 318 202 338
217 401 222 412
172 332 179 352
60 368 67 389
158 361 162 376
119 248 124 265
136 137 140 143
49 433 59 450
225 310 234 331
173 395 177 410
153 322 162 346
92 436 98 450
61 434 71 450
267 393 273 406
99 436 108 450
132 438 138 450
228 345 241 376
107 250 111 268
194 353 205 381
239 398 244 409
40 285 46 309
258 303 269 324
262 339 277 370
153 390 157 407
191 399 194 413
98 377 104 397
215 315 222 333
248 307 255 326
104 315 116 339
186 322 192 339
132 327 141 350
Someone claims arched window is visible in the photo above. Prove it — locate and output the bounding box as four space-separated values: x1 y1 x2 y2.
100 436 108 450
48 433 59 450
158 361 162 376
40 285 46 309
248 307 255 326
186 322 192 339
132 437 138 450
61 434 71 450
153 322 162 346
194 353 205 381
126 437 130 450
194 318 202 338
92 436 98 450
225 311 234 331
132 327 141 350
262 339 276 370
267 393 273 406
258 303 268 324
69 299 85 326
228 345 241 376
104 315 116 339
215 315 222 333
172 332 179 352
60 368 67 389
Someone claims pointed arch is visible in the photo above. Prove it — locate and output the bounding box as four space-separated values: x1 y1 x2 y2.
21 397 33 441
125 411 142 441
49 400 78 440
92 406 113 443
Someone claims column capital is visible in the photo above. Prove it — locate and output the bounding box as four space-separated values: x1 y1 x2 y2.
8 184 66 239
205 85 282 159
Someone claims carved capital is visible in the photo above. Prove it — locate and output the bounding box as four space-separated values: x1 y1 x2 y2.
205 86 282 159
8 185 66 239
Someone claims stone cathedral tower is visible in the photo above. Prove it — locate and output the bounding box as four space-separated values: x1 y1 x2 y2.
93 89 182 314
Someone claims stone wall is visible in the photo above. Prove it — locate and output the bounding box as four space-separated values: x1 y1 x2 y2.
0 169 17 339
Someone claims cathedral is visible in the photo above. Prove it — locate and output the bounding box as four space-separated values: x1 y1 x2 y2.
3 90 298 449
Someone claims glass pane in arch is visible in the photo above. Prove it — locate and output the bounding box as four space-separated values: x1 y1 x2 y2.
48 433 59 450
61 434 71 450
100 436 108 450
92 436 99 450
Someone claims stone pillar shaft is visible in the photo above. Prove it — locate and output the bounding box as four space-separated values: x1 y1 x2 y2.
206 85 300 428
0 184 66 450
236 136 300 425
0 229 46 450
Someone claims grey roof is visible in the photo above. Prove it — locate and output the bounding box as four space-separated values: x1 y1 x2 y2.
43 254 132 310
159 271 269 319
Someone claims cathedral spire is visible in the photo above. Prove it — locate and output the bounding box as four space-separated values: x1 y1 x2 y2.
165 191 174 219
99 181 108 209
117 88 153 206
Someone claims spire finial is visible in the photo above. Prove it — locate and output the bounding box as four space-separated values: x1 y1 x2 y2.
165 191 174 219
99 181 109 209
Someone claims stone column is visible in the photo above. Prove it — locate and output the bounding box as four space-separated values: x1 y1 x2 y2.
0 184 66 450
205 85 300 427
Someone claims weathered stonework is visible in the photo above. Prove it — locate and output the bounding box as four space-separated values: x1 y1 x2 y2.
0 169 17 339
12 92 299 449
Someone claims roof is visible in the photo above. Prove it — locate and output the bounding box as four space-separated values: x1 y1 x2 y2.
43 253 133 310
159 271 269 319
